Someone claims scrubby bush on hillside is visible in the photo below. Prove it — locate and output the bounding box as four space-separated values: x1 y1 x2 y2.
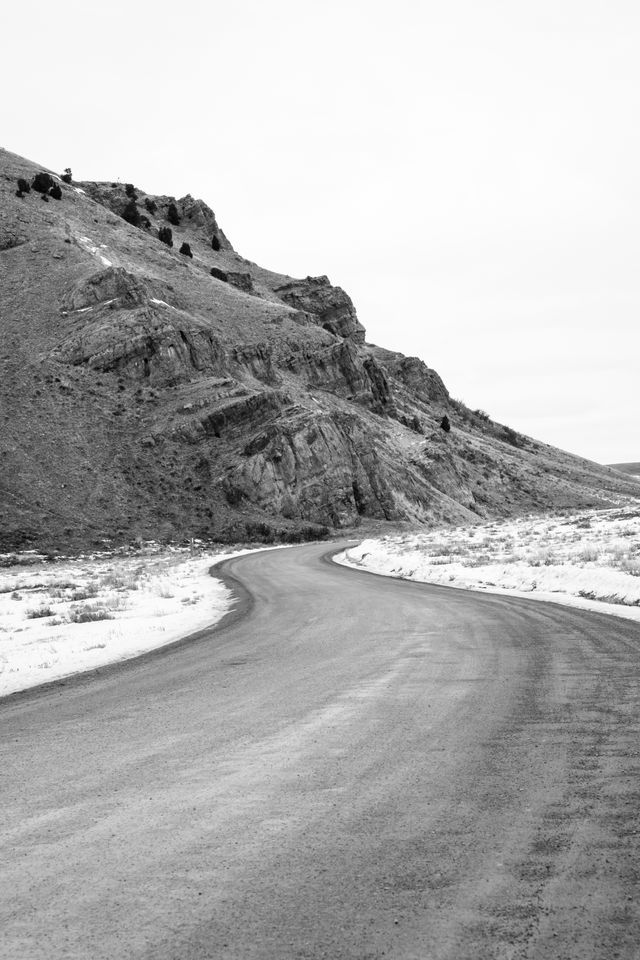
501 425 524 447
158 226 173 247
474 409 490 422
167 202 180 226
179 242 193 258
144 197 157 214
17 178 30 194
211 234 221 251
440 415 451 433
140 216 152 230
61 168 72 184
32 172 55 193
49 184 62 200
122 199 141 226
210 266 228 281
125 183 137 199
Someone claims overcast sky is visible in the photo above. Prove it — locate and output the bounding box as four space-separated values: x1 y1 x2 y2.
4 0 639 463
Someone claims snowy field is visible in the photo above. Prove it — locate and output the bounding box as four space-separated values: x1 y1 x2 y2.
336 506 640 622
0 544 260 698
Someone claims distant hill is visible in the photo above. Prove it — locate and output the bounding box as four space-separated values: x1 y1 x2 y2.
1 147 639 551
608 463 640 478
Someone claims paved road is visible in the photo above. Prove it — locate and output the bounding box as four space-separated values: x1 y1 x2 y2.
1 542 640 959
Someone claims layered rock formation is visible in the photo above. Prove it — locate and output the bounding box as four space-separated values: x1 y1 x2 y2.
1 147 638 550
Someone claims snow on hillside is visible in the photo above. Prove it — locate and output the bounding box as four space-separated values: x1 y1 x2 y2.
0 545 258 698
336 507 640 622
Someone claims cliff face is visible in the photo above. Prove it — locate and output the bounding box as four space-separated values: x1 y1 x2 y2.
1 148 638 550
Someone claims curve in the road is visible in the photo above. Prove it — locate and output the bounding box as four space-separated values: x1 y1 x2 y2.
1 541 639 960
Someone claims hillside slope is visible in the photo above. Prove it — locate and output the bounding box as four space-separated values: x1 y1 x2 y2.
609 463 640 479
1 148 638 550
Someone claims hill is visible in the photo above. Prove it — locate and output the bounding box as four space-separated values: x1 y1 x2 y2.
608 463 640 479
1 148 638 551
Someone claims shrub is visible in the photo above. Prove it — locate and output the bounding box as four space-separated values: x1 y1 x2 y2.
68 604 113 623
501 426 522 447
61 168 72 184
179 241 193 257
125 183 137 198
32 172 55 193
140 215 152 230
473 409 490 421
15 189 24 198
440 415 451 433
144 197 157 214
210 266 228 281
211 234 221 251
158 226 173 247
122 199 141 226
49 184 62 200
27 605 54 618
167 202 180 225
17 177 30 193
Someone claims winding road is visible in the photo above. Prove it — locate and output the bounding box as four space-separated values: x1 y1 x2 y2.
1 542 640 959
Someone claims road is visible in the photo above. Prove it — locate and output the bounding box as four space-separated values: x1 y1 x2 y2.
1 542 639 959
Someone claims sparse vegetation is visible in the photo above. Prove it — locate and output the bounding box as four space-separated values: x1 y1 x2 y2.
49 184 62 200
210 266 228 281
340 506 640 615
125 183 137 199
0 547 235 697
61 168 72 184
144 198 157 215
17 177 30 194
440 415 451 433
211 234 221 251
167 202 180 226
179 242 193 258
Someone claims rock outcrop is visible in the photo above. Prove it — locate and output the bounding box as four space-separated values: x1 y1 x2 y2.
274 276 366 342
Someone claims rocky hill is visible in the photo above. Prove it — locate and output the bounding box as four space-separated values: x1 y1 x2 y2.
1 148 638 551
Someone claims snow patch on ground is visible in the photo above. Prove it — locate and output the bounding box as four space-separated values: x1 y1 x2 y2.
0 545 268 698
336 506 640 623
77 235 112 268
149 298 171 308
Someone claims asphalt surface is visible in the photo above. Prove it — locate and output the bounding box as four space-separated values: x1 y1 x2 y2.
1 542 640 960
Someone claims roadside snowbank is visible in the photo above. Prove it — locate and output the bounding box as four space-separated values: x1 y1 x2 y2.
0 545 262 698
335 507 640 623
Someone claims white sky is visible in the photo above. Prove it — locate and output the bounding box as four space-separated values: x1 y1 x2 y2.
3 0 638 463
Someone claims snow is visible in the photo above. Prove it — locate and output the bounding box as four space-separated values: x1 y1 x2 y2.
76 235 112 268
0 545 268 698
335 506 640 623
74 187 86 195
149 298 171 307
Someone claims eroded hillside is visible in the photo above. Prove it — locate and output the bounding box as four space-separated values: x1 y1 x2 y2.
1 148 638 550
